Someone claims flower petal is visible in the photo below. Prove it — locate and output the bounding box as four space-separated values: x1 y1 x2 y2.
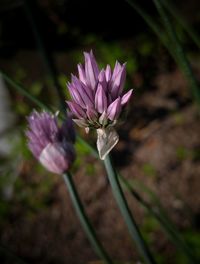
99 111 108 126
72 118 88 127
110 63 126 99
70 76 94 108
84 50 99 90
98 69 107 90
121 89 133 105
39 142 74 174
105 64 111 82
68 82 85 108
89 50 99 77
77 63 86 85
86 106 98 121
112 61 121 81
67 101 86 119
95 83 108 114
107 97 121 121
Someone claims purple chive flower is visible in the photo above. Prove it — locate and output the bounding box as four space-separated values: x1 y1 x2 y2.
67 50 133 130
26 111 76 174
66 50 133 159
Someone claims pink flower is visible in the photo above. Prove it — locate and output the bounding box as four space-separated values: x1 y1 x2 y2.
26 111 76 174
67 51 133 159
67 50 133 130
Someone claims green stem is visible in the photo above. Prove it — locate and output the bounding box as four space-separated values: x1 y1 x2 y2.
104 155 156 264
119 176 197 263
62 172 113 264
23 0 65 112
0 71 48 110
125 0 200 104
161 0 200 50
124 0 174 58
152 0 200 104
125 0 163 38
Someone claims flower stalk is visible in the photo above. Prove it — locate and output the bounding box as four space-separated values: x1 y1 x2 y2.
24 0 65 112
160 0 200 50
152 0 200 105
104 155 156 264
62 172 113 264
26 110 113 263
120 176 197 264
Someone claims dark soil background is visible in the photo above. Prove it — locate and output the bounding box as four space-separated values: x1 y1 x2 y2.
0 0 200 263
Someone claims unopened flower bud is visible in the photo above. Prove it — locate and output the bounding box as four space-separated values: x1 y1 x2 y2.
26 111 76 174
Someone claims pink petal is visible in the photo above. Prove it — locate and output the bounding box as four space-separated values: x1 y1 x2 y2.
95 83 108 114
86 106 98 121
111 61 121 81
68 82 85 108
105 65 111 82
110 63 126 99
90 50 99 75
70 76 94 108
39 143 74 174
121 89 133 105
77 64 86 85
107 97 121 121
67 101 86 119
98 69 107 90
84 50 99 90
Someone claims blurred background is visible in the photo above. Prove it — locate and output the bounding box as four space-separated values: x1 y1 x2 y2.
0 0 200 263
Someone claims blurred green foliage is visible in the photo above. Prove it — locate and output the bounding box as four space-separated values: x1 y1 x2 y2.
142 163 157 178
175 230 200 263
176 146 189 161
176 146 200 162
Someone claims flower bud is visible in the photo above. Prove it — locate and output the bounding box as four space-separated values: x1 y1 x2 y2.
26 111 76 174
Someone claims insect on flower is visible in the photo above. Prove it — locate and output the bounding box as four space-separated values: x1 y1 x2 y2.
67 50 133 159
